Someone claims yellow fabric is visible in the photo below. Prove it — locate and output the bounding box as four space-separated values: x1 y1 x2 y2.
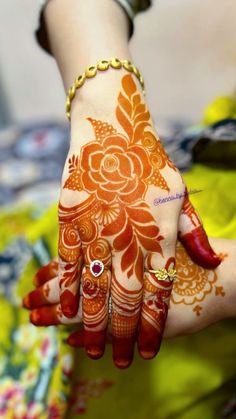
202 95 236 126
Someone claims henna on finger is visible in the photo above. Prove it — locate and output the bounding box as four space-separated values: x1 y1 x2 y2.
58 203 84 317
30 303 82 326
138 255 175 359
178 193 221 269
23 277 60 309
38 73 218 365
111 267 143 369
33 260 59 287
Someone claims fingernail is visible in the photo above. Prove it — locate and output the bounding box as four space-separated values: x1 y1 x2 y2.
114 357 132 369
86 345 104 359
112 337 134 369
138 349 156 360
138 323 163 359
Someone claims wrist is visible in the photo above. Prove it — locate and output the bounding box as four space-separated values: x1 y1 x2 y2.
69 70 145 136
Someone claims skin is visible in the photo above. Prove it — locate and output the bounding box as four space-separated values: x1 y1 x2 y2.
23 238 236 368
40 1 221 368
56 74 220 368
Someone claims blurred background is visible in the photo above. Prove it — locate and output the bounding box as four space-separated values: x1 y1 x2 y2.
0 0 236 128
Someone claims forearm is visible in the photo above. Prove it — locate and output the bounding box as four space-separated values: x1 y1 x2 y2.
44 0 137 134
44 0 131 89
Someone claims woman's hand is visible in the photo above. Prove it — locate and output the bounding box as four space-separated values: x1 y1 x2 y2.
49 73 221 368
41 0 221 368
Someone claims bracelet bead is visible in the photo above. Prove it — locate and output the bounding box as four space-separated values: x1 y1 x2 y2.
85 66 97 78
74 74 86 89
97 60 110 71
65 57 145 120
110 58 122 69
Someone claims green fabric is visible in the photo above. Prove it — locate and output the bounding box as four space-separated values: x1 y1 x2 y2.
0 163 236 418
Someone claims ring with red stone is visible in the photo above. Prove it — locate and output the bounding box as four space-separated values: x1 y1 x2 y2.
89 259 105 277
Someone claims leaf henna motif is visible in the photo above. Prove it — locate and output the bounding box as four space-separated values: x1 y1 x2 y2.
116 75 151 144
62 74 177 286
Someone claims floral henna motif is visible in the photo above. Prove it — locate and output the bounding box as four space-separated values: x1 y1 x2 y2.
58 196 99 317
62 74 174 283
171 242 226 315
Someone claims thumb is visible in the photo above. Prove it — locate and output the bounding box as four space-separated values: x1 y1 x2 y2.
178 193 222 269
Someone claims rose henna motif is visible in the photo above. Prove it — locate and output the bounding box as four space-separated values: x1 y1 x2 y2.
61 75 172 284
56 73 221 366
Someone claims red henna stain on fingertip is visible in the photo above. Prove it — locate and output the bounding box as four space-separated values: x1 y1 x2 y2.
112 337 135 369
67 330 85 347
24 290 48 309
86 346 104 359
139 349 156 360
30 310 40 325
179 226 222 270
22 295 30 309
61 290 79 318
33 261 59 287
84 330 106 360
138 321 163 360
114 357 133 369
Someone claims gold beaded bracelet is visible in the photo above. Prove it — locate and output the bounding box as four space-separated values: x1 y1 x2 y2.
65 57 145 120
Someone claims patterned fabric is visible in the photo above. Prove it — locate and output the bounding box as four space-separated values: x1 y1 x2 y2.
35 0 152 55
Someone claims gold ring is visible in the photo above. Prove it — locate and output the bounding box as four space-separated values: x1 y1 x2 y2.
148 268 176 282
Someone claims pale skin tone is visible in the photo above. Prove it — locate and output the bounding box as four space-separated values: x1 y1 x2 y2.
35 0 222 368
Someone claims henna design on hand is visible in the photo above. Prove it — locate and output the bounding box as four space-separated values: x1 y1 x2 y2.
55 73 221 366
178 193 222 269
170 242 226 315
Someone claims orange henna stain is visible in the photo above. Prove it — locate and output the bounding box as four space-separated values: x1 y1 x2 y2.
215 286 225 297
171 242 218 308
59 74 180 363
193 305 202 316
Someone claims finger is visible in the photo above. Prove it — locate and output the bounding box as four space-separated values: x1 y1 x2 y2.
111 251 143 369
30 303 82 326
82 238 111 360
67 329 84 347
58 255 83 318
23 277 60 309
58 203 83 318
178 193 221 269
67 327 113 347
33 260 59 287
138 253 175 359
